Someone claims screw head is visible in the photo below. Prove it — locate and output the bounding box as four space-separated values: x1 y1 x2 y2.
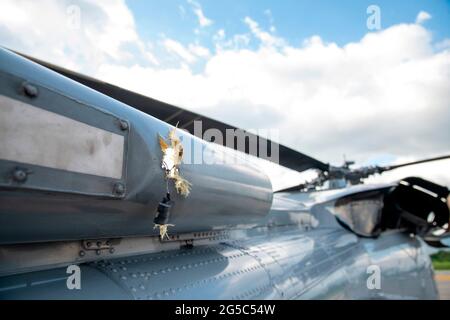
79 250 85 257
113 182 126 196
86 241 92 248
119 119 129 131
22 82 38 98
96 241 102 247
109 248 115 254
96 249 101 255
12 169 27 183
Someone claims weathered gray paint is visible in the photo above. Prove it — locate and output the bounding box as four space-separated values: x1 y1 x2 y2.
0 221 438 299
0 94 124 179
0 185 441 299
0 48 273 244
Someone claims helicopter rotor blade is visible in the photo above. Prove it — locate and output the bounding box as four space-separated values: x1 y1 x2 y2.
13 50 329 174
276 154 450 192
381 154 450 172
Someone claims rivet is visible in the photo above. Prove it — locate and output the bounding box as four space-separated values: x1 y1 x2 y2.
12 168 27 183
79 250 85 257
22 82 38 98
113 182 126 196
96 241 102 247
119 119 129 131
86 241 92 248
96 249 101 255
109 248 115 254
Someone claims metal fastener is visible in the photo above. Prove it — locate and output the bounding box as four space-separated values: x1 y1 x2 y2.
12 169 27 183
86 241 92 248
109 248 115 254
113 182 126 196
79 250 85 257
119 119 129 131
96 241 102 247
22 82 38 98
96 249 101 255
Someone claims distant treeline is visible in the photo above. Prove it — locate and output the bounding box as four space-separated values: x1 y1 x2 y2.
431 251 450 270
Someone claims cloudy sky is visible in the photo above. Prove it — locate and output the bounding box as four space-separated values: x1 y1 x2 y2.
0 0 449 190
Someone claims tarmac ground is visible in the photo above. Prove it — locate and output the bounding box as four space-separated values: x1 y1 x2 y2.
435 271 450 300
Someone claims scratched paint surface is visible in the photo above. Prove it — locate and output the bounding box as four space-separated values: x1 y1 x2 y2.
0 95 124 179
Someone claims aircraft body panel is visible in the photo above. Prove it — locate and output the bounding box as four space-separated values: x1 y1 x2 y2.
0 227 438 299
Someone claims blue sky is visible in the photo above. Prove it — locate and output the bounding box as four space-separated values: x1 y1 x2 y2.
128 0 450 52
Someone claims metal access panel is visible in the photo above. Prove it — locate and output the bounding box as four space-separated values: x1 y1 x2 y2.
0 71 129 198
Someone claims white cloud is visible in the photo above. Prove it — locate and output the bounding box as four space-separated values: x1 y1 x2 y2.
0 4 448 189
96 19 450 188
436 38 450 50
416 11 432 24
213 29 251 51
243 16 284 47
187 0 213 27
264 9 276 33
213 29 226 42
188 43 210 58
163 38 197 64
365 158 450 188
0 0 158 72
162 39 211 63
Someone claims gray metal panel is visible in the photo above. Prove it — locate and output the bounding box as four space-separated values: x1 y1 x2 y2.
0 179 439 299
0 265 131 300
0 95 125 179
0 71 129 198
0 228 436 299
